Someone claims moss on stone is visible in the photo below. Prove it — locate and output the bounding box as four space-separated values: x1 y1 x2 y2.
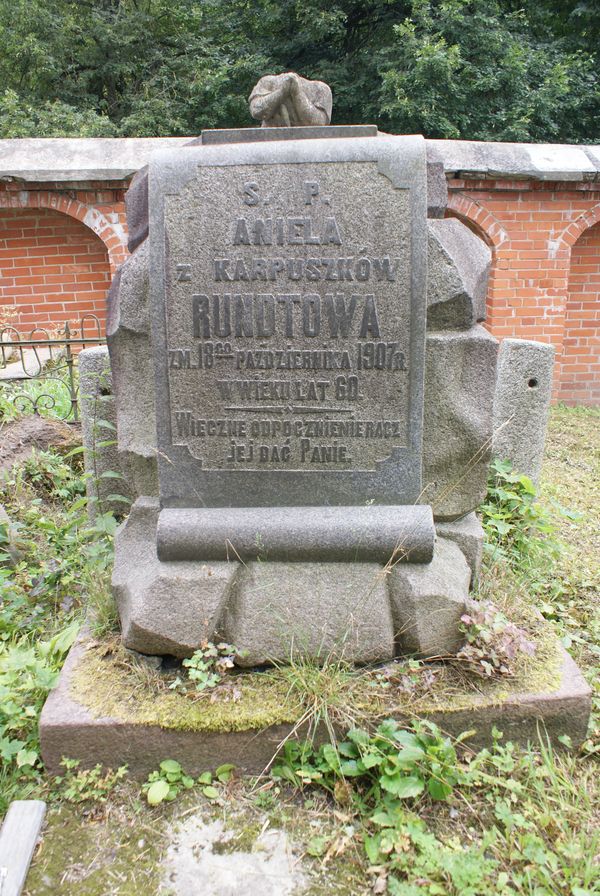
71 644 302 732
70 615 565 736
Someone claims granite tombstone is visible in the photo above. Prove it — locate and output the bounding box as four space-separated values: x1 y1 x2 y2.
106 119 497 662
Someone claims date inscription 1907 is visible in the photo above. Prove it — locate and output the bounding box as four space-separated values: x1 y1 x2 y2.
163 162 413 472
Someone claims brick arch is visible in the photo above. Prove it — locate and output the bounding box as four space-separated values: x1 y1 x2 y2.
0 206 113 331
555 202 600 253
0 189 127 273
446 194 509 250
557 217 600 405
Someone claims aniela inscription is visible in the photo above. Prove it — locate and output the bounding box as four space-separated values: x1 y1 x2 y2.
162 161 412 472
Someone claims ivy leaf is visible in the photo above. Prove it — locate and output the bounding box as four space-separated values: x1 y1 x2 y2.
16 748 39 768
202 785 220 800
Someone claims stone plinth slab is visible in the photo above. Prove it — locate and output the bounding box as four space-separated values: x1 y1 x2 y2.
493 338 555 485
40 634 592 778
157 504 435 564
115 499 424 662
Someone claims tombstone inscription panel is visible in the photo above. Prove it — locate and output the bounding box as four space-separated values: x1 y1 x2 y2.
150 136 427 507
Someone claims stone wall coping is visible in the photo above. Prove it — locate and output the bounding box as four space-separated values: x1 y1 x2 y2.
0 137 193 183
0 135 599 184
430 138 600 182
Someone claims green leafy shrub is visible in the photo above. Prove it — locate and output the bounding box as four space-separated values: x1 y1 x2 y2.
273 719 462 803
19 448 85 501
0 449 118 808
0 622 79 779
480 459 555 561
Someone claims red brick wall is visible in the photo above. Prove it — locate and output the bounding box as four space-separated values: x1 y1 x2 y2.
0 207 111 332
0 182 128 340
560 222 600 404
447 180 600 405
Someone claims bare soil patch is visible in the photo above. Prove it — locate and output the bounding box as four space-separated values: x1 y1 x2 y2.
0 416 81 476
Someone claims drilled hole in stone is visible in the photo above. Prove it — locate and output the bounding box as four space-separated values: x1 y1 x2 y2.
528 378 538 388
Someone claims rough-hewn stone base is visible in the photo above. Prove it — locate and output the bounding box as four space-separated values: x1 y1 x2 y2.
115 498 460 662
40 635 591 778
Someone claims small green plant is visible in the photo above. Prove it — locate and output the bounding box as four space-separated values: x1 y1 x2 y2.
78 373 131 520
374 658 438 697
0 449 117 810
456 600 536 678
142 760 235 805
20 448 85 502
277 651 361 744
198 763 236 800
143 759 195 805
481 458 555 561
180 641 237 692
51 757 128 803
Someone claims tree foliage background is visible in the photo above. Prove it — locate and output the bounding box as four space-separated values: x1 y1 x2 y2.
0 0 598 142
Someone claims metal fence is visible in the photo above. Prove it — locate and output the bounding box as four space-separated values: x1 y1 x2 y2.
0 315 106 422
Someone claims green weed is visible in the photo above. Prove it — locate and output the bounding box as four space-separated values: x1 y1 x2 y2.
50 757 128 803
179 641 237 692
142 760 234 805
0 448 118 809
480 458 558 562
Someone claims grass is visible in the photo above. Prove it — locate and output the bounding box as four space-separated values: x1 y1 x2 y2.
0 404 598 895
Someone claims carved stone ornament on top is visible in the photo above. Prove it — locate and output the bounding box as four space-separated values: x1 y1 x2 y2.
249 72 332 127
